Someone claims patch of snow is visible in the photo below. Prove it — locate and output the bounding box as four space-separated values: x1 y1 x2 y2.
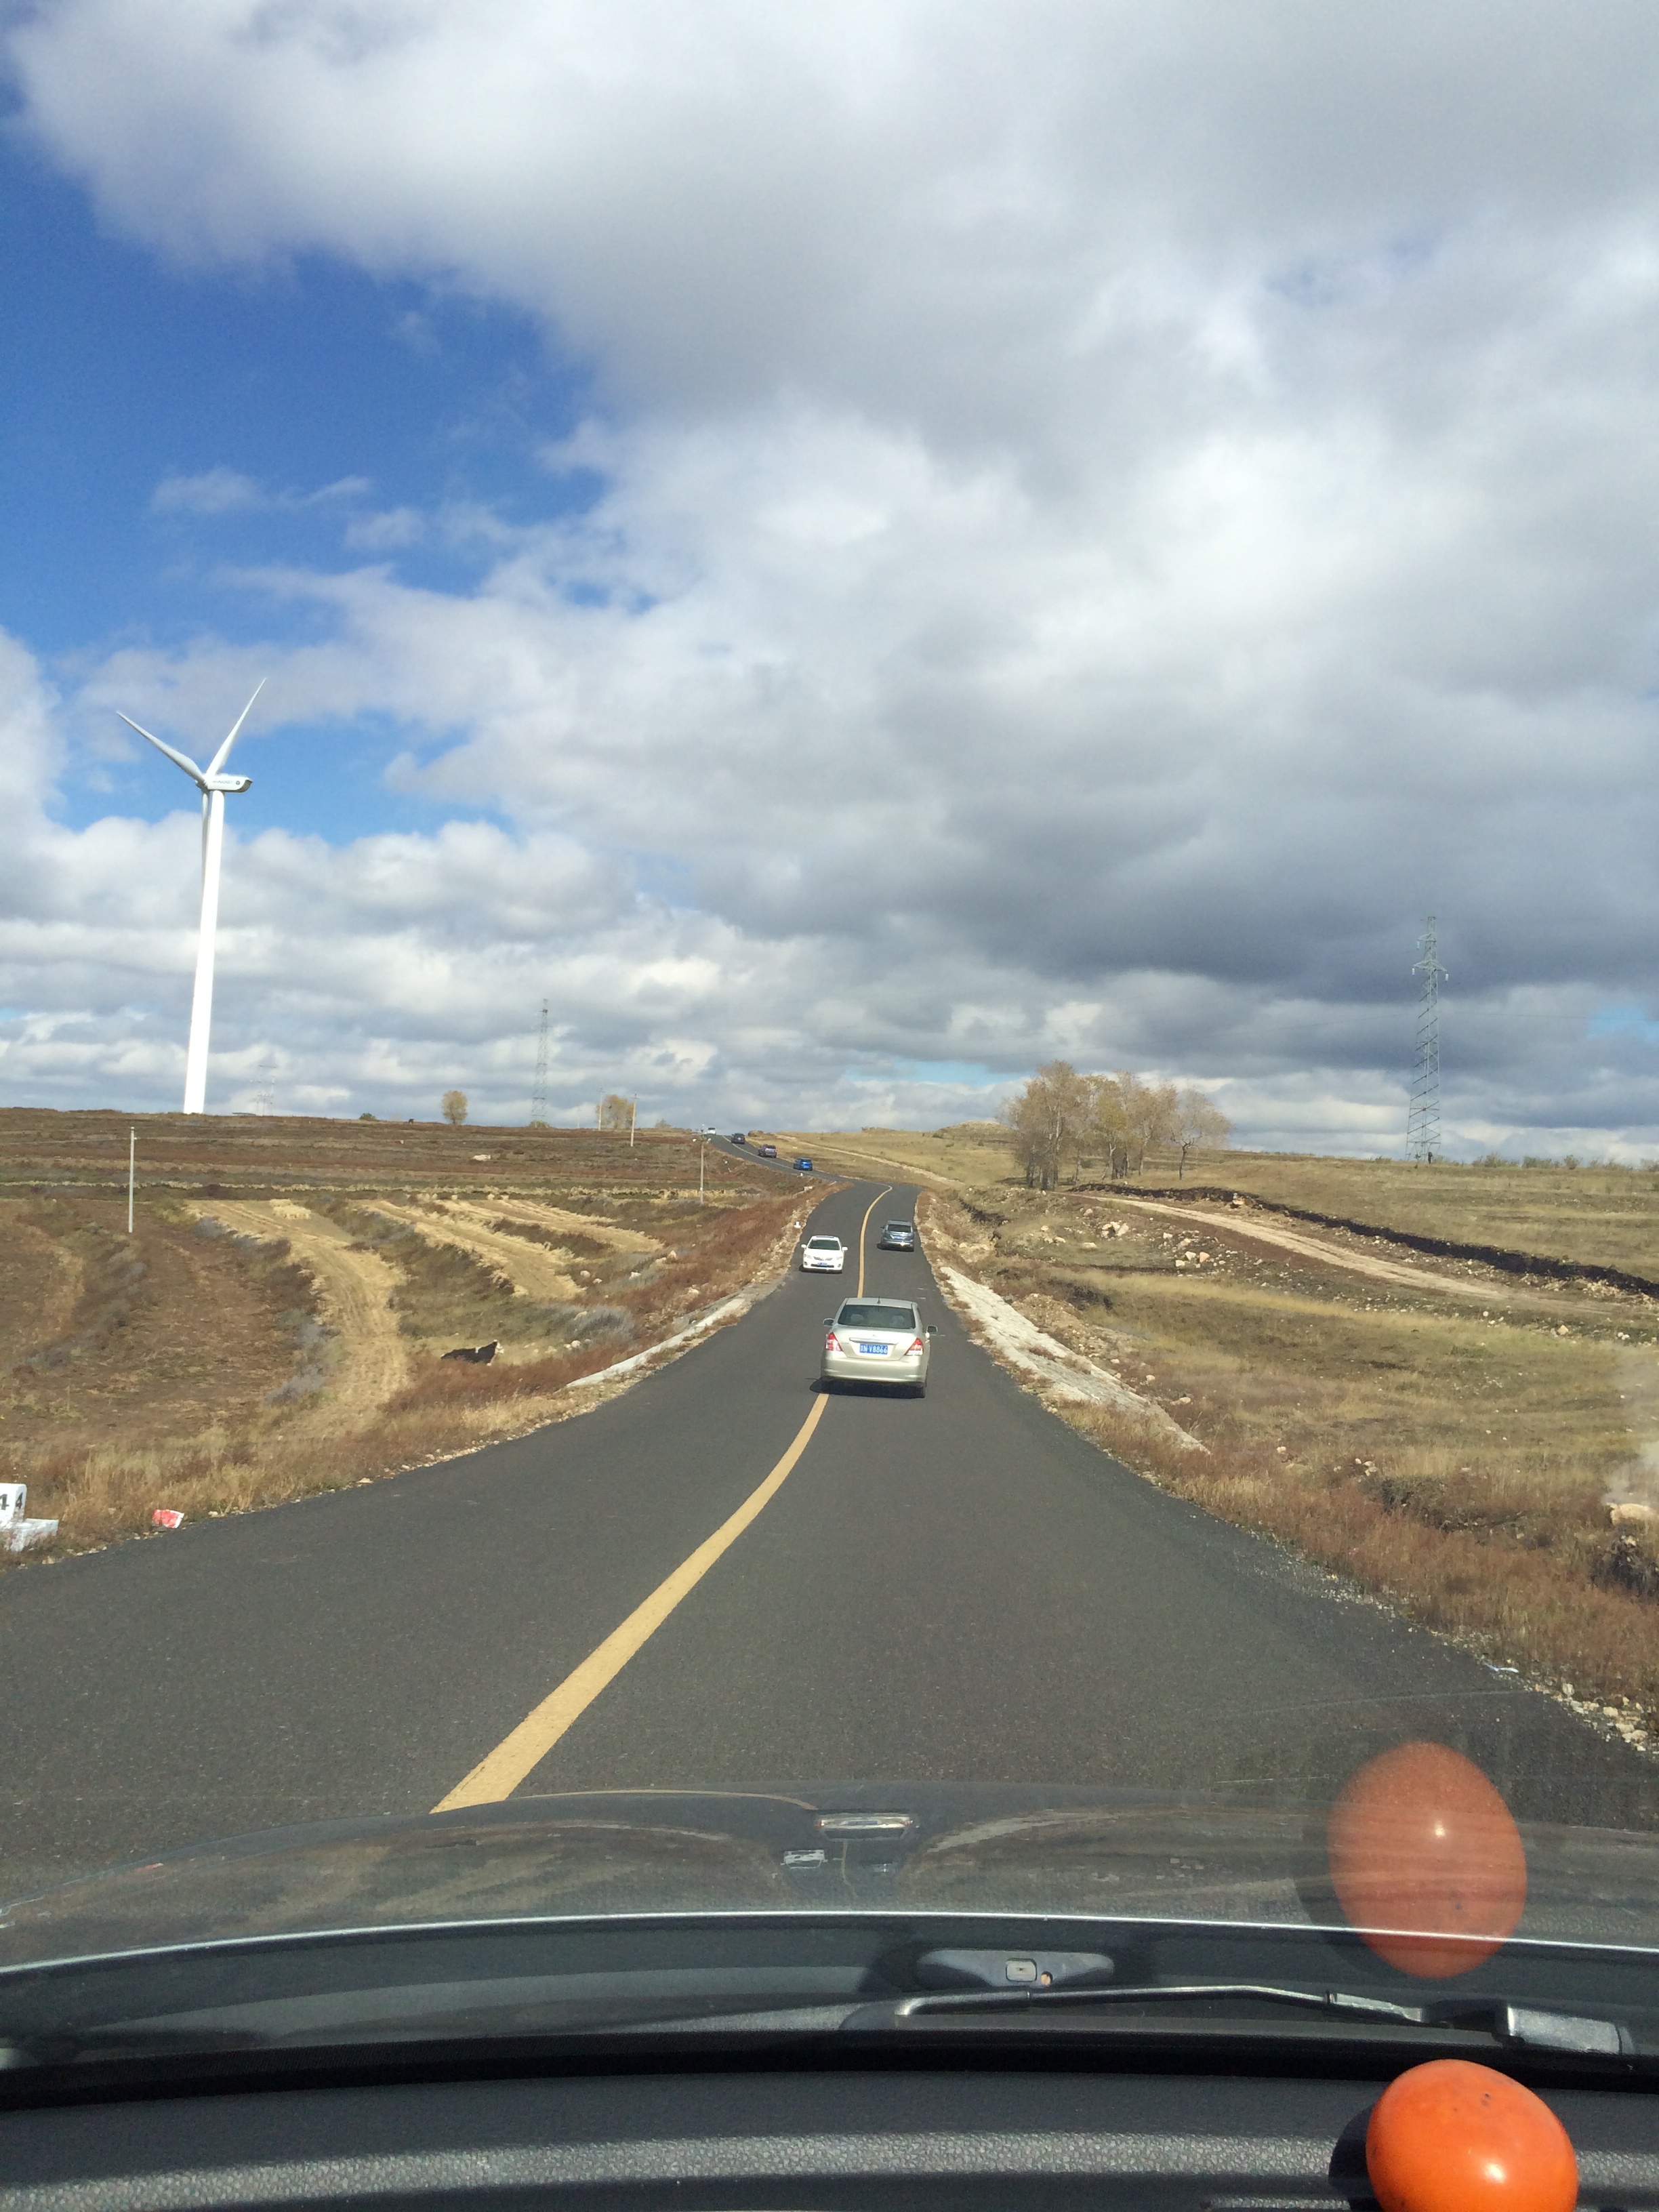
935 1265 1206 1450
567 1294 751 1389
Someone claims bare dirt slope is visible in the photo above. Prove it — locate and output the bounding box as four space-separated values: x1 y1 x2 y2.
366 1201 582 1305
471 1195 660 1253
192 1200 410 1427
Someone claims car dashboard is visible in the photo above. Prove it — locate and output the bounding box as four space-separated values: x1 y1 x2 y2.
5 2058 1659 2210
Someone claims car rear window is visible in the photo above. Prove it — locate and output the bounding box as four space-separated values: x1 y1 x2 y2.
836 1303 918 1332
884 1222 912 1232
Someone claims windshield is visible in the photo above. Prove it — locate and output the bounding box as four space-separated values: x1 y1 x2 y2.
3 0 1659 2077
835 1301 920 1332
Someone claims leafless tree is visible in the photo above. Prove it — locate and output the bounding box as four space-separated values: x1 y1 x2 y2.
1174 1087 1232 1179
1004 1066 1223 1186
1080 1071 1177 1179
998 1061 1093 1189
1082 1073 1130 1181
441 1090 468 1126
1125 1074 1179 1174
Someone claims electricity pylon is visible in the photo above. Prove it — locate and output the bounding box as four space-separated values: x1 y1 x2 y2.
1407 916 1447 1162
529 998 550 1128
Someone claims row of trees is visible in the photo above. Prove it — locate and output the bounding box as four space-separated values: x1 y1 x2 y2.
439 1091 653 1130
998 1062 1231 1189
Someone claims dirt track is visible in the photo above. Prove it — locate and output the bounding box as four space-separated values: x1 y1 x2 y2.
0 1205 82 1368
1105 1194 1577 1309
192 1200 410 1426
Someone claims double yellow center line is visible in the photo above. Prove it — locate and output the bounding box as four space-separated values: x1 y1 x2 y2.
434 1185 891 1810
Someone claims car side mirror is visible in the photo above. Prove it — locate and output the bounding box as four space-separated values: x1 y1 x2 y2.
926 1326 937 1335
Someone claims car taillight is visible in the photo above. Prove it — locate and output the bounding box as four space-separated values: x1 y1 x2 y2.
826 1331 843 1353
906 1336 926 1355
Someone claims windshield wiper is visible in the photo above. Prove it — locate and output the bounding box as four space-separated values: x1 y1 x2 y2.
886 1984 1635 2057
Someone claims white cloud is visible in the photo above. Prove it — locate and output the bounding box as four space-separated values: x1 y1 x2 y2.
151 465 266 515
344 506 426 550
6 3 1659 1146
150 468 373 517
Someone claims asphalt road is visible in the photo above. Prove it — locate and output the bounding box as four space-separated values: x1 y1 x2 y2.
0 1177 1654 1896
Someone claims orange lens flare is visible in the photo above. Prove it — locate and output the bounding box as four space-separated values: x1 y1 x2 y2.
1366 2060 1577 2212
1327 1742 1527 1978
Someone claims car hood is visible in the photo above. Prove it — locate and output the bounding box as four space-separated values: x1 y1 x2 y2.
4 1783 1659 1966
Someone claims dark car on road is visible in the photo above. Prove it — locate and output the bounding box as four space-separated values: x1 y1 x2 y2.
729 1132 747 1144
878 1219 916 1250
758 1142 777 1158
793 1155 813 1172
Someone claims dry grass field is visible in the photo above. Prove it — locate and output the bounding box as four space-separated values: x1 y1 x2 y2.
803 1124 1659 1734
0 1111 813 1560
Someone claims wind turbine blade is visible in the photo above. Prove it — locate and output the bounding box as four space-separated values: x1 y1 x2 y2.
118 713 209 787
207 678 266 776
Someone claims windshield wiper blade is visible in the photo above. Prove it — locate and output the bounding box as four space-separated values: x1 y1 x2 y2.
890 1984 1635 2056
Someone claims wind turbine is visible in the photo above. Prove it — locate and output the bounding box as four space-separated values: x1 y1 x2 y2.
120 682 264 1114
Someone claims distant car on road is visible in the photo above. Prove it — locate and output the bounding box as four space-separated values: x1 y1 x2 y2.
758 1143 778 1158
792 1156 814 1172
800 1235 846 1273
730 1132 748 1145
877 1221 916 1250
822 1297 934 1396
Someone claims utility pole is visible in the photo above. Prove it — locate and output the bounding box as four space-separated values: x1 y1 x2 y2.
630 1097 637 1147
697 1132 705 1205
127 1128 136 1235
1407 916 1448 1162
529 999 550 1127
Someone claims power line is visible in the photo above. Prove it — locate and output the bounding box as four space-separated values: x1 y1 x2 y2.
1407 916 1447 1162
529 998 550 1128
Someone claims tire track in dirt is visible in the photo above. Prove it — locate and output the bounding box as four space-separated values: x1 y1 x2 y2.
190 1200 409 1427
0 1204 83 1372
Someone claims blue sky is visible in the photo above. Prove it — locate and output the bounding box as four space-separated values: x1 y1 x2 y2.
2 2 1658 1151
0 146 581 649
1 138 600 846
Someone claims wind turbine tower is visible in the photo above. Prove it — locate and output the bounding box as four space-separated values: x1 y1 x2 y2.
121 682 264 1115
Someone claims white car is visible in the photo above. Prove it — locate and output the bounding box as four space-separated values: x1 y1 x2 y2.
800 1234 846 1272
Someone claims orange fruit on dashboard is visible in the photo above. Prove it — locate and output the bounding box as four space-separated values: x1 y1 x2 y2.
1327 1741 1527 1978
1366 2059 1578 2212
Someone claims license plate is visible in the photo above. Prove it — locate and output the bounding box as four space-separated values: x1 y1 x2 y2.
857 1342 890 1356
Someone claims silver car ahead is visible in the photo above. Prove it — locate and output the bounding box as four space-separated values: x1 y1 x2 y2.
800 1234 846 1272
822 1298 934 1396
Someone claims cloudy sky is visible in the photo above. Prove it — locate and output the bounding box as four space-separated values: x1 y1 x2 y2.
3 0 1658 1153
